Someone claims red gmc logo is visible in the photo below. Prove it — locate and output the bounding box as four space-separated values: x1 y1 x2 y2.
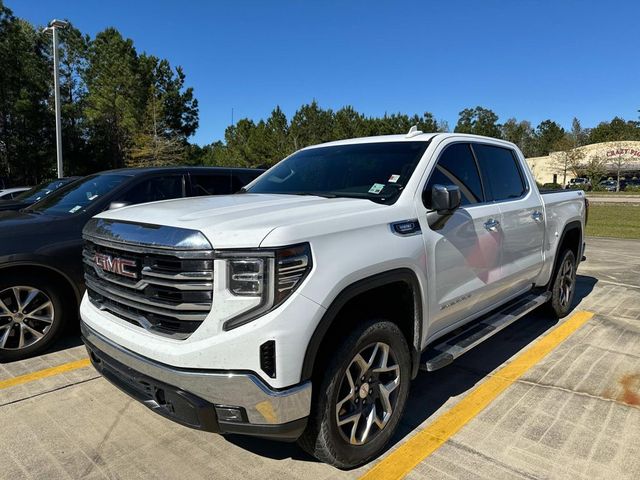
94 253 137 279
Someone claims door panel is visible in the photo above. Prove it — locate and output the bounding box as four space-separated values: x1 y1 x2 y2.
472 143 544 299
421 204 504 336
418 141 505 338
497 194 545 294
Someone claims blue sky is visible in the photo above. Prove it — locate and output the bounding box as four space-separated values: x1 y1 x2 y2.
11 0 640 145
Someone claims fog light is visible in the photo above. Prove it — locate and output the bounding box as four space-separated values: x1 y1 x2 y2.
215 406 246 423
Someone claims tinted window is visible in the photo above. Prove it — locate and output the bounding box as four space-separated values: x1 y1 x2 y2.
29 174 129 216
425 143 484 206
473 144 526 201
231 170 263 192
247 142 429 204
15 178 74 202
121 175 185 205
191 173 231 196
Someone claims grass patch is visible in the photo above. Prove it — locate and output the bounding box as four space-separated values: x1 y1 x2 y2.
586 204 640 239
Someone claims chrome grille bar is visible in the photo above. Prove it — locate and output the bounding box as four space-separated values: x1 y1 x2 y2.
82 220 214 339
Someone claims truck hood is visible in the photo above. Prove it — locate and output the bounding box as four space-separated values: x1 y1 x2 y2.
96 194 389 248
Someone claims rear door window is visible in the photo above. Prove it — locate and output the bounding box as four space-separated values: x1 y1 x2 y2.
425 143 484 206
472 144 526 201
231 170 263 192
121 175 185 205
191 173 232 196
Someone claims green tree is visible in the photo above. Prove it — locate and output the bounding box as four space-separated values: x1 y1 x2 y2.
0 3 54 183
552 134 585 186
501 118 534 156
83 28 144 169
414 112 440 133
588 117 640 143
56 23 91 175
570 117 588 147
454 106 501 138
332 106 366 140
264 106 290 164
129 56 199 166
289 100 334 149
532 120 565 156
129 83 185 167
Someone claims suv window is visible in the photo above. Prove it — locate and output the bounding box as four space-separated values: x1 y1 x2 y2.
425 143 484 206
191 173 232 196
473 144 526 201
121 175 185 205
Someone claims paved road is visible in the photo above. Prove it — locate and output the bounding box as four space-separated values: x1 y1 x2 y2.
0 237 638 479
586 194 640 204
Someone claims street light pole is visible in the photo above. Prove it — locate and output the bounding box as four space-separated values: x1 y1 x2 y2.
43 19 69 179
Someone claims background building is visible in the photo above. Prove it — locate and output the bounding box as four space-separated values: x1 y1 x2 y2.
526 141 640 186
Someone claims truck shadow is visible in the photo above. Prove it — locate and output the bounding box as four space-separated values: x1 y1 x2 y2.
226 274 599 464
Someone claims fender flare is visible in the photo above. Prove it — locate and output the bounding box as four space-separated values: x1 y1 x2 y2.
548 220 583 287
300 268 424 382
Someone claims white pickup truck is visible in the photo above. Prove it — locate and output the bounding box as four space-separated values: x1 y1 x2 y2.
80 131 587 468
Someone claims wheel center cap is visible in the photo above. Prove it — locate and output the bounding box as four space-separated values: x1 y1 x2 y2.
14 312 24 322
359 382 370 399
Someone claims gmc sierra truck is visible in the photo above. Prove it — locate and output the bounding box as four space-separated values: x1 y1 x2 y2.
80 131 587 468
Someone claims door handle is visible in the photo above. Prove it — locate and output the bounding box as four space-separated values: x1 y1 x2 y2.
484 218 500 231
531 210 543 222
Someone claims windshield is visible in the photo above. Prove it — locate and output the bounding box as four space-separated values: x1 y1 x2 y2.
14 178 75 203
28 174 129 216
246 141 429 203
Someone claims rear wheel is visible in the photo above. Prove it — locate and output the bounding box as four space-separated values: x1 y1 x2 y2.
0 275 67 361
548 249 577 318
298 319 411 469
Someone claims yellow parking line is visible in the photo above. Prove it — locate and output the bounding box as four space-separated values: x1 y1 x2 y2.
359 310 594 480
0 358 91 391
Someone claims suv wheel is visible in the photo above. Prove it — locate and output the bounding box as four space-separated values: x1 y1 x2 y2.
298 319 411 469
549 249 577 318
0 276 66 361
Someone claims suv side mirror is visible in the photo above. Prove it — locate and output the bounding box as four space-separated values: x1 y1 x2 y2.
108 201 130 210
423 184 461 214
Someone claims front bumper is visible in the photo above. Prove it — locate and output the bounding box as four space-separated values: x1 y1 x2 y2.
81 322 311 441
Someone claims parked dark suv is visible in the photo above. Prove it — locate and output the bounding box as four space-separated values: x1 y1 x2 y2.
0 166 263 360
0 177 80 212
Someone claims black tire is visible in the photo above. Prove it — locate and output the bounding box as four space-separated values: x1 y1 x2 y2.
298 319 411 469
548 249 577 318
0 274 67 362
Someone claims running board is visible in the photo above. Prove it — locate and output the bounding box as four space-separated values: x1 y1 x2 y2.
421 291 551 372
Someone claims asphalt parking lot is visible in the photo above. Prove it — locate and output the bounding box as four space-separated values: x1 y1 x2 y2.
0 236 638 480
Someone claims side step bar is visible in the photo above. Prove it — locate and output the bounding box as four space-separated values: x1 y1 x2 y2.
421 291 552 372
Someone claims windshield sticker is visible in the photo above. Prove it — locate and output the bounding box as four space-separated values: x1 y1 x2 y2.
69 205 81 213
368 183 385 194
388 174 400 183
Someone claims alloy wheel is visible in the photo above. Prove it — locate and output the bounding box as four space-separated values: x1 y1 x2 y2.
335 342 401 445
558 256 576 309
0 286 55 350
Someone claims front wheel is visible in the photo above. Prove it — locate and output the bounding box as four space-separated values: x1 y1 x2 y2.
298 319 411 469
0 275 67 361
548 249 577 318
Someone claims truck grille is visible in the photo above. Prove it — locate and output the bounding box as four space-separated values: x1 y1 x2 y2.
83 239 213 339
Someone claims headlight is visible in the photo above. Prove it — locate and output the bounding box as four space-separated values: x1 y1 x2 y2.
228 258 266 296
219 243 312 330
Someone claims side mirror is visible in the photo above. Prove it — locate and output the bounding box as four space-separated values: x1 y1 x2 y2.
423 184 461 215
108 201 130 210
